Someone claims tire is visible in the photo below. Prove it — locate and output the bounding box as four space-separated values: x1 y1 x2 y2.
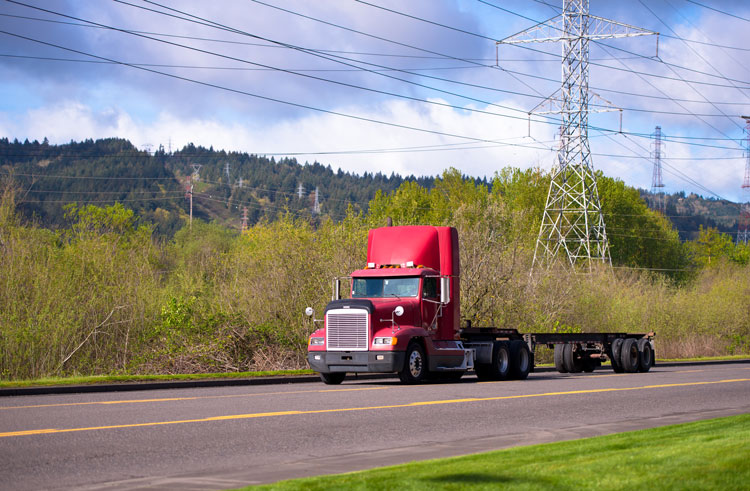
563 344 583 373
582 356 597 373
620 338 640 373
320 372 346 385
399 342 429 384
509 340 532 380
554 344 568 373
490 341 511 381
474 364 493 381
637 338 653 372
610 338 624 373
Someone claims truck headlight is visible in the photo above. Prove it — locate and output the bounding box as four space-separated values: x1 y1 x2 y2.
373 337 397 346
309 337 325 346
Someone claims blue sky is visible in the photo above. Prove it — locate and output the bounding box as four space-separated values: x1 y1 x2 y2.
1 0 749 202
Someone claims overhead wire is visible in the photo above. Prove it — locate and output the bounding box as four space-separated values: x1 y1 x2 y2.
8 0 569 131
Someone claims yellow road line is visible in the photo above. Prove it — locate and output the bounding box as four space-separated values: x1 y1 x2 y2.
0 386 391 411
1 378 747 439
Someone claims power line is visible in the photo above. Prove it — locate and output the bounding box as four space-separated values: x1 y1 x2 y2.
684 0 750 23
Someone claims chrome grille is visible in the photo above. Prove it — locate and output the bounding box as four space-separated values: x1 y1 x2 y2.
326 309 369 351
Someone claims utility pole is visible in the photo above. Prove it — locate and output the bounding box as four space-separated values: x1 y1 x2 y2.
738 116 750 245
500 0 658 272
651 126 666 214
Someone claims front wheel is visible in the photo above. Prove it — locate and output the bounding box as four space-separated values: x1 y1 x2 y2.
320 372 346 385
399 342 429 384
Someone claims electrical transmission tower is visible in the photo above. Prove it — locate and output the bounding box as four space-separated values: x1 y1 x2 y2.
312 187 321 215
241 206 249 232
500 0 657 271
738 116 750 245
650 126 666 214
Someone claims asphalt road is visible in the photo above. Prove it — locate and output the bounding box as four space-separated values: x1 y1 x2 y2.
1 362 748 490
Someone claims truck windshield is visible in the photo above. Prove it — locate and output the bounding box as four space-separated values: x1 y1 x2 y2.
352 277 420 298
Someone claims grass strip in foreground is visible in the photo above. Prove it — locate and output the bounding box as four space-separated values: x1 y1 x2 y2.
0 370 315 388
248 414 750 490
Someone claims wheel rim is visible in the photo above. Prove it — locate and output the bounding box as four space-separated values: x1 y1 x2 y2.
409 349 423 377
497 349 509 373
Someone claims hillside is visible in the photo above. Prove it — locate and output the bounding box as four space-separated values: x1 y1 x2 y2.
639 190 741 240
0 137 742 240
0 137 440 234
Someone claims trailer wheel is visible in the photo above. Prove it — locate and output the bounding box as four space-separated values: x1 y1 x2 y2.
620 338 640 373
610 338 625 373
563 344 583 373
399 342 428 384
320 372 346 385
491 341 511 380
637 338 653 372
554 344 568 373
509 340 532 380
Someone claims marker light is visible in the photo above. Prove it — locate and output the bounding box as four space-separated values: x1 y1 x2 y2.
373 337 397 346
406 261 415 267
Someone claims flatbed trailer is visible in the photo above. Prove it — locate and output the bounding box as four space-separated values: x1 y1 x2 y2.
460 327 656 377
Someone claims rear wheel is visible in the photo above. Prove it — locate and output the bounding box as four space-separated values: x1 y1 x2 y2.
563 344 583 373
637 338 653 372
491 341 511 381
610 338 625 373
399 342 428 384
620 338 640 373
320 372 346 385
554 344 568 373
509 340 531 380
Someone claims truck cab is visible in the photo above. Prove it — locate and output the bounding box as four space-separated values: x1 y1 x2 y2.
306 226 473 384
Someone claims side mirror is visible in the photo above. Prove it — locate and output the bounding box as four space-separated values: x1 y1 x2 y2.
393 305 404 317
332 278 341 301
304 307 314 317
440 277 451 304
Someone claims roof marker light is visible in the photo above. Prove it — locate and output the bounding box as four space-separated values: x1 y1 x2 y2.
367 262 376 269
406 261 415 267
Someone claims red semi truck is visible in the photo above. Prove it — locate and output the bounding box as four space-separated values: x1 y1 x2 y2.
306 225 654 384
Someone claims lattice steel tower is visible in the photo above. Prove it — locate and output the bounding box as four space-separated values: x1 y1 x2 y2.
738 116 750 245
501 0 657 271
650 126 666 214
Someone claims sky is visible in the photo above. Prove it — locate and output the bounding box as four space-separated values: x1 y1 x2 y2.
1 0 749 202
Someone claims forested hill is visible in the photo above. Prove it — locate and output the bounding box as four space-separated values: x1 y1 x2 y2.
639 190 743 241
0 137 440 234
0 137 740 239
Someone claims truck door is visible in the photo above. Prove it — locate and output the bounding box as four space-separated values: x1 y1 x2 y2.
421 276 440 333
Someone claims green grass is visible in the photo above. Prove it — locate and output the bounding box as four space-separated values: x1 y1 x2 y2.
0 369 315 388
655 354 750 362
248 414 750 490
